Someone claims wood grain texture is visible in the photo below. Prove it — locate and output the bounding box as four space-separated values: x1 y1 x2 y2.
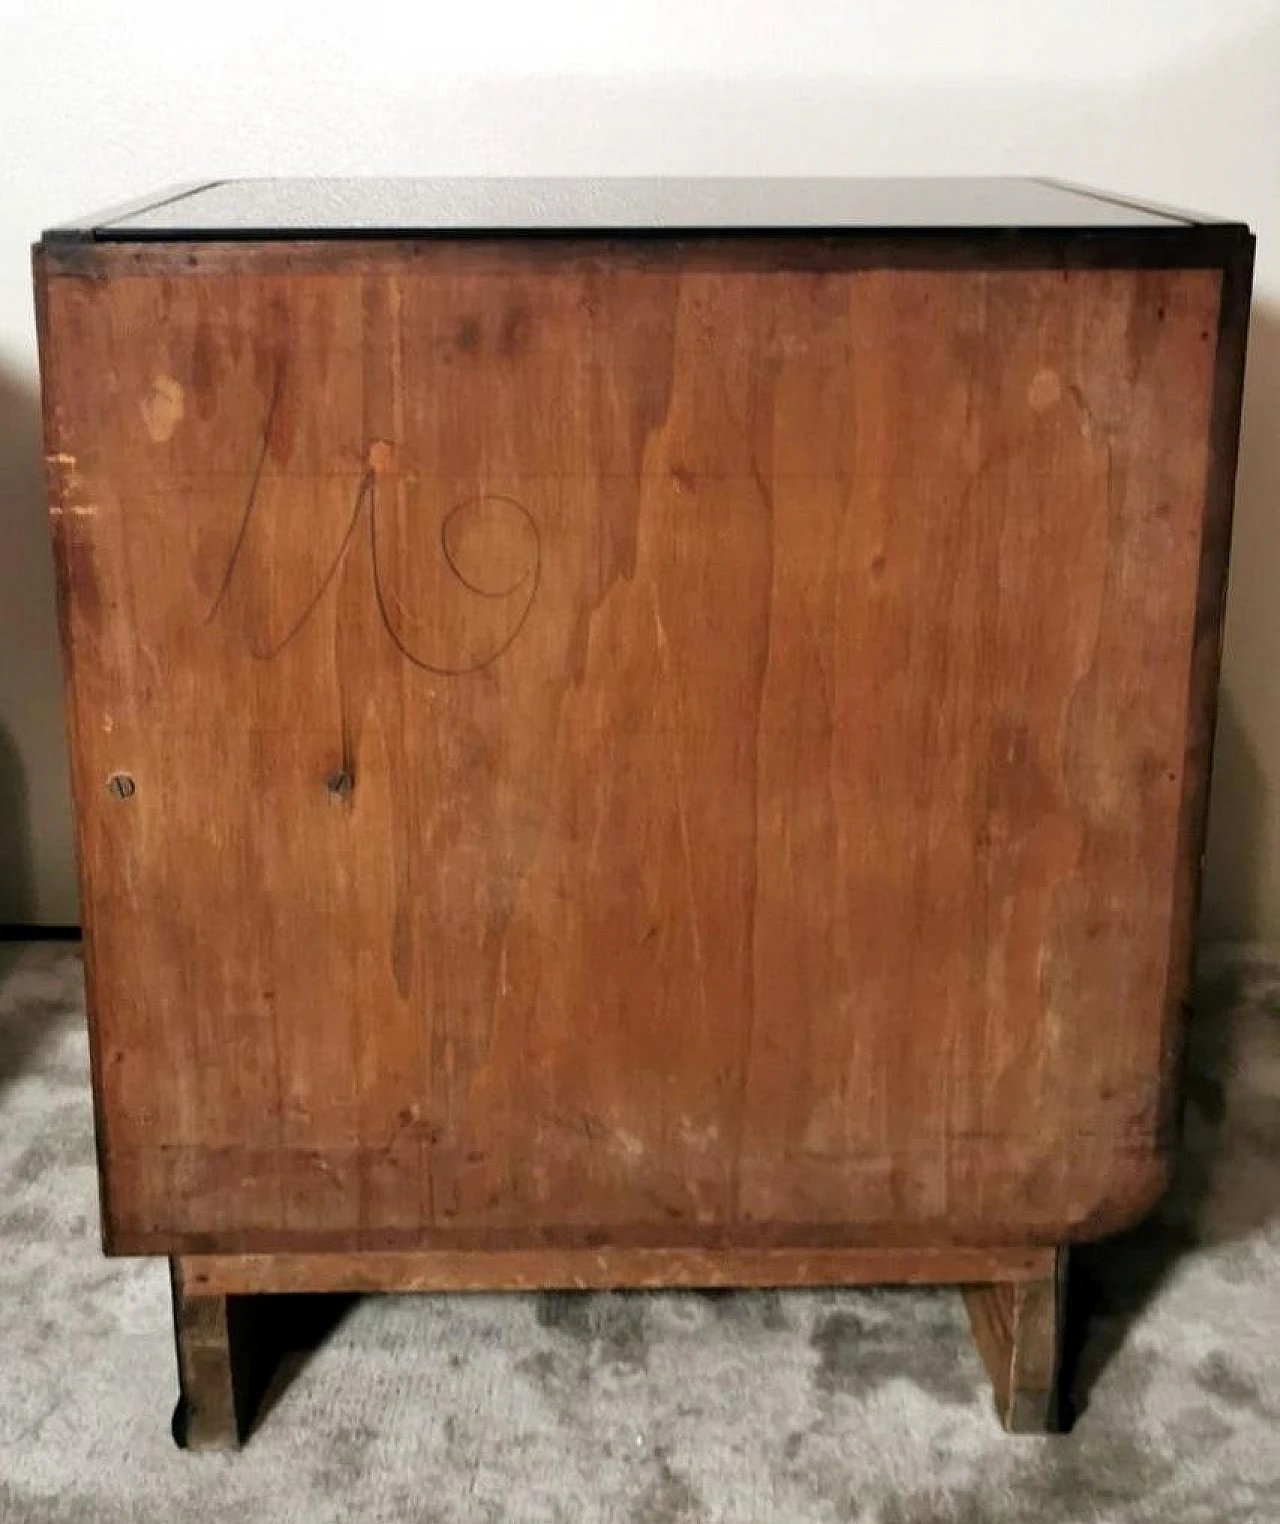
963 1249 1067 1432
179 1245 1057 1296
1157 238 1254 1144
34 238 1240 1257
168 1258 262 1449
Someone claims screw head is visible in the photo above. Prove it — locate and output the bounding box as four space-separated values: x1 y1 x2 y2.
106 772 136 800
326 769 354 799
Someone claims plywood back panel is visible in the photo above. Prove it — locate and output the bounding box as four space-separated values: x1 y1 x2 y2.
37 243 1223 1252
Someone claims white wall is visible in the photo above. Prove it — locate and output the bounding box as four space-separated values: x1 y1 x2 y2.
3 0 1278 935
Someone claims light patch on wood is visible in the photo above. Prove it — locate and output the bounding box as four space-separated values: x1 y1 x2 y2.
46 449 95 516
1027 368 1062 411
367 438 396 472
610 1128 647 1164
678 1119 721 1152
141 374 185 442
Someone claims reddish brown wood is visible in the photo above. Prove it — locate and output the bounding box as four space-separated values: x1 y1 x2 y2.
1155 239 1255 1140
35 225 1246 281
964 1249 1067 1432
169 1258 264 1450
179 1244 1057 1296
173 1244 1064 1442
34 237 1245 1268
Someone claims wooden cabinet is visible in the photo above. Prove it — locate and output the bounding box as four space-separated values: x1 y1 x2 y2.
34 178 1253 1443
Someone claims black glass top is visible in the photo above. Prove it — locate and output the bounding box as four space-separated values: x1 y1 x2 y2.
45 177 1231 241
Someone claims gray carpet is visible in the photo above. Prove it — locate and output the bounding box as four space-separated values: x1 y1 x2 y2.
1 941 1277 1523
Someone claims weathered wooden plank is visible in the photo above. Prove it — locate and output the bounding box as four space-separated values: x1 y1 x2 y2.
36 245 1229 1257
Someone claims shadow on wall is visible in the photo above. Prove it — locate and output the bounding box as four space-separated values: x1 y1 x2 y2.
0 359 60 926
1202 297 1280 943
0 721 34 926
1204 694 1265 943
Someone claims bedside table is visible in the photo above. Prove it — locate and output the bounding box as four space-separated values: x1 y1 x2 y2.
33 177 1253 1443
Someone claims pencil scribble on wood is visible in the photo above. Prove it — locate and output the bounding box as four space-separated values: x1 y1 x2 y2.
204 380 541 674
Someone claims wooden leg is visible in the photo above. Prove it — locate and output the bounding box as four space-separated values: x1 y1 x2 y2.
164 1246 1067 1444
169 1257 269 1450
963 1250 1067 1433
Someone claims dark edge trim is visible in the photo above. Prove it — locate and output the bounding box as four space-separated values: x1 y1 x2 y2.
0 924 81 940
42 181 226 242
39 178 1240 244
45 179 1232 243
37 225 1253 278
1158 228 1256 1151
1032 177 1205 226
80 220 1230 245
31 246 118 1256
